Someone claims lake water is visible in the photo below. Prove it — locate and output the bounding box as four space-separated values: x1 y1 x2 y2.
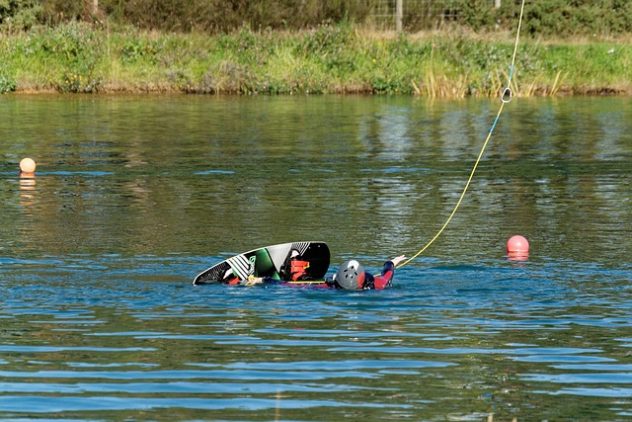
0 95 631 420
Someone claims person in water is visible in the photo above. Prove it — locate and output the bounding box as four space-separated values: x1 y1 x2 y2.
244 254 406 290
331 255 406 290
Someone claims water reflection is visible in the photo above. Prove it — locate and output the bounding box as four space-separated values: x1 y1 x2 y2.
2 96 630 261
18 174 36 209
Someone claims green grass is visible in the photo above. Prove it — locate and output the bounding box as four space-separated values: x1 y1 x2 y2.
1 22 631 96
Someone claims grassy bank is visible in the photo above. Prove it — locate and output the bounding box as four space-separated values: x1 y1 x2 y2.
1 23 631 97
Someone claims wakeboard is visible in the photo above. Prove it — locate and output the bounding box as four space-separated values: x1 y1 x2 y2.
193 241 330 285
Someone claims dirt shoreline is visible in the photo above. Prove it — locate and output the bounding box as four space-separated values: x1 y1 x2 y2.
11 86 631 96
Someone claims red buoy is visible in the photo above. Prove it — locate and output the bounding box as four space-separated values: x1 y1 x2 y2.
507 235 529 260
507 235 529 253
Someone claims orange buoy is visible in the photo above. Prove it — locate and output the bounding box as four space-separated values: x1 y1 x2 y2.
19 157 37 174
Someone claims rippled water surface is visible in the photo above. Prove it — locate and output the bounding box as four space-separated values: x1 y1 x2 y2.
1 95 631 420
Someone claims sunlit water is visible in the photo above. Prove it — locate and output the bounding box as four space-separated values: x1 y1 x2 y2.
0 95 631 420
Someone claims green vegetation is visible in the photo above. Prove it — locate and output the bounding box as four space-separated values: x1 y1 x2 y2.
0 73 17 93
1 1 631 96
2 22 631 96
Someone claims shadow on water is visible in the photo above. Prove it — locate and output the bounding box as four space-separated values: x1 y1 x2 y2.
0 95 631 420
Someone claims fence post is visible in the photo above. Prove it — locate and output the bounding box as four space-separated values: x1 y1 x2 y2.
396 0 403 32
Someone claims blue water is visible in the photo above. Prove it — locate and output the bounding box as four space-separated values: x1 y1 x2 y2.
0 95 631 420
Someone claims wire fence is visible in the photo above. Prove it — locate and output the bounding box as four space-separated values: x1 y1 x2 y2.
367 0 502 31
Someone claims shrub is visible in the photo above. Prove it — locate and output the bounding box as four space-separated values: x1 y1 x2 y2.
296 23 357 76
40 21 103 92
0 0 41 31
0 73 17 93
120 37 163 64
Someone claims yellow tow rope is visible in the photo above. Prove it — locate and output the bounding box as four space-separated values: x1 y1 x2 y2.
399 0 527 269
